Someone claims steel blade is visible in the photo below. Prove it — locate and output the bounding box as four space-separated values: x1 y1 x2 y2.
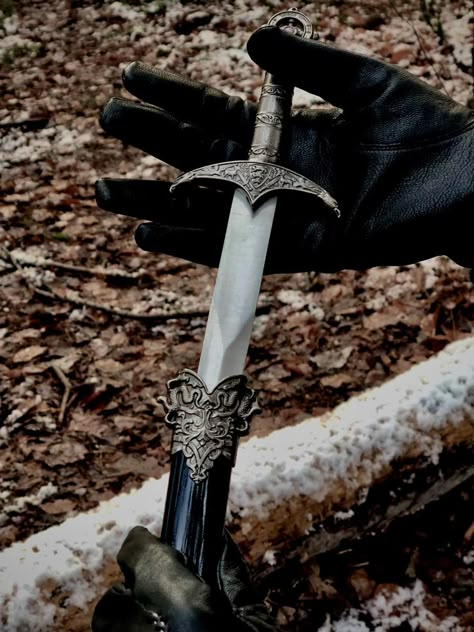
198 187 276 391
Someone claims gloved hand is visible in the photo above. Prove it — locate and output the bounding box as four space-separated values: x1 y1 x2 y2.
97 25 474 273
91 526 278 632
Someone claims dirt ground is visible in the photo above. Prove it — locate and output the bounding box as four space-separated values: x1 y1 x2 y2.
1 0 473 629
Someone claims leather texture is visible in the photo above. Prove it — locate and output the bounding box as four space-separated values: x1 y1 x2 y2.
97 26 474 273
91 526 278 632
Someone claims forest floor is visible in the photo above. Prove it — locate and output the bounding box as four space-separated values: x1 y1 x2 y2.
0 0 473 629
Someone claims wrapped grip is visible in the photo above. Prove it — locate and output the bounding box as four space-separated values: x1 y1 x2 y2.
248 9 314 164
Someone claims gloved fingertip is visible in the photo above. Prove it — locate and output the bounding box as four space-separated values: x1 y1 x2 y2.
135 222 161 252
122 61 143 88
98 97 120 132
95 179 113 210
127 525 151 540
246 25 281 64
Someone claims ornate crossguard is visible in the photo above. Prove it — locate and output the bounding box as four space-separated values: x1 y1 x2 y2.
170 10 339 214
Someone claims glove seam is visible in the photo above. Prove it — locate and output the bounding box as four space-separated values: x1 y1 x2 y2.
355 118 474 152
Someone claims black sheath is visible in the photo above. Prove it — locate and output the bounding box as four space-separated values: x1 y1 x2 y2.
161 451 233 581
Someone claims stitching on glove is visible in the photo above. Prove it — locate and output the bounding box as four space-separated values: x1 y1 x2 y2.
356 118 474 151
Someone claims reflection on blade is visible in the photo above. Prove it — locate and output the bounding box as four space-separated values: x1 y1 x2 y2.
198 188 277 391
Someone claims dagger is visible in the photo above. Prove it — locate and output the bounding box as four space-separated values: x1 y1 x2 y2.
158 9 339 583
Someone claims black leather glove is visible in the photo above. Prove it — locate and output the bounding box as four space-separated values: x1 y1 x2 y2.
97 25 474 273
91 526 278 632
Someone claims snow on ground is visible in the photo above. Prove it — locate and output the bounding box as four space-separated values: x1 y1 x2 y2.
230 335 474 520
0 336 473 630
324 580 461 631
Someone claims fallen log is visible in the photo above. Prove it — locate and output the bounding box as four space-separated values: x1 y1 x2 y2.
1 336 473 631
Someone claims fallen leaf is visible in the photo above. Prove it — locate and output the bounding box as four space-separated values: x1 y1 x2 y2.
36 439 88 467
68 411 108 437
9 328 42 343
348 569 376 600
320 373 353 388
362 305 421 330
13 345 48 363
311 346 354 370
51 351 80 373
41 498 76 515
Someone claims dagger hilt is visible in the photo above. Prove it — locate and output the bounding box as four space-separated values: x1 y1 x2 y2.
248 9 313 164
170 9 339 216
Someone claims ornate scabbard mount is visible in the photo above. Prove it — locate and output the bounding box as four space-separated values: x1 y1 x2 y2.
158 370 260 483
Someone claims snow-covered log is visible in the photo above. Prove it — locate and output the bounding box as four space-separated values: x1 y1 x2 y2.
1 337 473 631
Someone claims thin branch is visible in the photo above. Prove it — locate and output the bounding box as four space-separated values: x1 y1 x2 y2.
3 250 189 280
2 246 271 321
35 285 212 320
388 1 450 96
50 364 71 426
0 118 50 131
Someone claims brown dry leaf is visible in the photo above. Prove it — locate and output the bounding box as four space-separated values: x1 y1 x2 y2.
363 305 421 330
1 205 16 220
94 358 123 374
82 280 118 302
68 411 108 437
348 569 376 600
22 362 49 375
113 416 143 432
373 583 403 599
39 439 88 467
9 328 42 343
311 346 353 371
77 215 98 226
305 561 338 598
321 284 346 302
109 454 159 478
12 345 48 364
52 351 80 373
41 498 76 515
320 373 353 389
282 356 312 377
109 332 128 347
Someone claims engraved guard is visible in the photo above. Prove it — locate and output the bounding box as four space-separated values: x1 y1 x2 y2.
170 161 340 216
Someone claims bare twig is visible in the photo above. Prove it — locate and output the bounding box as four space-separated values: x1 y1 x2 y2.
2 250 189 280
50 364 71 426
0 118 49 131
388 1 450 96
1 246 271 322
35 285 212 320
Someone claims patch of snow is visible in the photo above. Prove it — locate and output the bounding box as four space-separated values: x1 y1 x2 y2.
0 125 94 169
441 3 472 68
107 1 143 22
262 549 277 566
367 579 460 631
323 580 460 631
463 549 474 565
1 14 19 36
277 289 308 309
230 336 474 519
307 304 325 321
0 483 57 528
333 508 355 522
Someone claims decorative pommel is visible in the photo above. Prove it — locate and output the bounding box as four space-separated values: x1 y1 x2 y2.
267 9 314 40
158 370 260 482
